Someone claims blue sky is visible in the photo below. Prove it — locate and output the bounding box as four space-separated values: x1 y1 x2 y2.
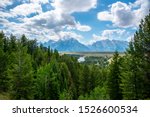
0 0 150 44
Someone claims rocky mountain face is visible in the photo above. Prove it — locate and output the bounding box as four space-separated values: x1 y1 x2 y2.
43 38 129 52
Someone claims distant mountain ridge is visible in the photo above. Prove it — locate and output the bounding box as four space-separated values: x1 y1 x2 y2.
89 39 128 52
43 38 129 52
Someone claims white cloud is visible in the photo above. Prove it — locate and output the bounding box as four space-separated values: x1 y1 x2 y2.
58 31 83 40
102 29 126 37
2 20 54 42
14 0 50 4
0 0 96 42
76 22 91 32
93 29 127 41
30 0 49 4
66 22 92 32
1 15 83 42
0 18 9 24
52 0 97 14
97 0 150 28
0 0 12 8
23 10 76 31
21 1 93 32
133 0 150 25
0 11 11 18
97 11 113 21
10 3 42 17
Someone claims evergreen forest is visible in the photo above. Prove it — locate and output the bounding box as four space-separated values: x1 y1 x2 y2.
0 12 150 100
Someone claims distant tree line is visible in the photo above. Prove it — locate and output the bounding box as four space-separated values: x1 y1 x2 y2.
0 12 150 100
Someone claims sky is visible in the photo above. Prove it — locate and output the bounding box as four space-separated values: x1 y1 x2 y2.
0 0 150 45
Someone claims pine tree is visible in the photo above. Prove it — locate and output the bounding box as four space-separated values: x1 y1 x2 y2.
60 55 79 99
59 62 73 99
0 31 4 50
121 12 150 99
47 46 51 62
35 63 51 99
140 12 150 98
21 34 28 47
79 65 91 96
27 39 37 55
3 37 9 52
120 53 144 99
35 59 60 100
90 65 101 90
7 45 34 99
0 31 9 92
9 34 17 52
107 51 122 100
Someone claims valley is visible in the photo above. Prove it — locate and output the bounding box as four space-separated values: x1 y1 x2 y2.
60 51 125 57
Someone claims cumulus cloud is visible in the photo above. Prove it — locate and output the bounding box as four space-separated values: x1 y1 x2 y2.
102 29 126 38
13 0 50 4
58 31 83 40
30 0 49 4
20 1 92 32
92 29 127 41
0 0 12 8
52 0 97 14
97 0 150 28
23 10 76 32
97 11 113 21
76 22 91 32
10 3 42 17
0 11 11 18
0 0 96 42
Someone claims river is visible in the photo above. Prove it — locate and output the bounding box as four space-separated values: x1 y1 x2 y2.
78 56 85 62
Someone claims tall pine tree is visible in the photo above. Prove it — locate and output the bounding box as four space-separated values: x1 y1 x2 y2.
121 12 150 99
107 51 122 100
7 44 34 99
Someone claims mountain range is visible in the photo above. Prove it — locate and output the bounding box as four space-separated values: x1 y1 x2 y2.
42 38 129 52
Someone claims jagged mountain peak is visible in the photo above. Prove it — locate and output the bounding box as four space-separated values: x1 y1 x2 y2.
42 39 128 52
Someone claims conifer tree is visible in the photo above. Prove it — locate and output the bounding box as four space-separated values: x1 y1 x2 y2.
9 34 17 52
59 62 73 99
21 34 28 47
7 45 34 99
0 32 9 92
79 65 91 96
35 59 60 100
107 51 122 100
121 12 150 99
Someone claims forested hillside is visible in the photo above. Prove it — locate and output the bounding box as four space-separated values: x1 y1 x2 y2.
0 12 150 100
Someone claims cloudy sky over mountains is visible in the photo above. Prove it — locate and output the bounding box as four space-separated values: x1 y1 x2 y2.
0 0 150 44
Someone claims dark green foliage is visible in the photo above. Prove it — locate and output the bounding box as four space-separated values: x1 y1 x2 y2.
79 86 109 100
7 46 34 99
120 12 150 99
21 34 28 47
0 50 9 92
9 34 17 52
0 32 9 92
35 60 60 100
120 54 144 99
59 62 74 99
107 51 122 100
79 65 91 96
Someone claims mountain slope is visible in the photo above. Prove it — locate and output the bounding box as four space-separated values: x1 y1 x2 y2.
43 39 128 52
44 38 89 52
90 39 128 52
